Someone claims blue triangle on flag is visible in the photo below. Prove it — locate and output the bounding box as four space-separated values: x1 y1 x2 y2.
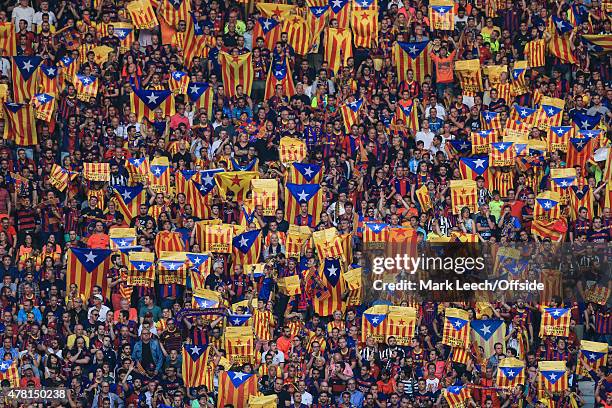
114 184 144 205
187 82 210 101
447 317 468 331
293 163 321 182
541 370 564 384
232 229 261 254
228 313 252 326
287 183 321 203
323 258 341 286
470 319 503 341
365 313 386 328
186 253 210 269
544 308 570 320
129 259 153 271
499 366 523 380
184 344 206 361
72 248 112 272
13 56 42 81
227 371 254 388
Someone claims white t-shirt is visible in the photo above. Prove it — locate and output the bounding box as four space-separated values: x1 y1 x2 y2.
12 6 35 31
415 130 435 149
33 10 57 27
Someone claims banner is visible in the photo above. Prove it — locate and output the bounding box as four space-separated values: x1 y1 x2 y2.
454 59 482 94
442 308 470 348
127 251 156 287
386 306 416 345
251 179 278 216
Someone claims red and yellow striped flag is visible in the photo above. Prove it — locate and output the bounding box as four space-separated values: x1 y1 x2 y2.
386 306 416 345
154 231 185 257
525 38 546 68
113 22 135 53
306 5 329 53
127 251 155 287
531 219 567 241
285 183 323 227
256 3 296 19
59 56 80 83
232 229 262 265
186 82 214 118
182 344 210 387
215 171 257 202
510 60 529 96
363 222 389 249
158 0 190 28
539 307 571 337
442 308 470 348
577 341 608 377
351 9 378 48
126 0 158 29
48 164 71 192
67 248 112 300
130 87 175 121
329 0 350 27
169 70 190 95
114 185 146 221
31 93 55 122
0 23 16 57
538 96 564 131
361 304 389 343
83 162 111 182
219 51 253 97
548 126 573 152
324 27 353 73
569 185 594 220
534 190 561 221
450 180 477 214
429 0 454 30
496 357 526 388
217 371 258 408
538 361 569 393
186 253 212 291
454 59 482 95
183 12 205 67
392 41 432 84
264 58 295 100
149 156 171 194
202 224 234 253
225 326 255 365
283 15 310 55
341 98 363 132
251 179 278 216
39 64 63 96
312 227 343 259
415 185 433 212
157 252 188 286
566 135 595 168
73 74 99 102
3 102 37 146
489 142 516 167
253 17 281 49
279 137 307 165
442 386 471 408
470 129 497 154
12 56 42 102
548 17 577 64
0 360 19 387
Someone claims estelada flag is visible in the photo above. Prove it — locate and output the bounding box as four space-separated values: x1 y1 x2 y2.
279 137 307 164
127 251 155 287
224 326 255 365
393 41 432 84
351 9 378 48
538 361 569 392
215 171 257 202
310 258 345 316
286 226 311 259
415 185 433 212
31 93 55 122
539 307 571 337
534 190 561 221
227 312 252 326
202 224 233 253
0 23 16 57
572 112 602 130
566 136 595 168
39 64 63 96
149 156 171 194
183 12 204 67
496 357 526 388
83 162 110 182
125 157 150 184
510 60 528 96
531 219 567 241
361 304 388 343
585 285 611 305
219 51 253 97
454 59 482 94
264 58 295 100
158 0 190 28
569 185 594 220
363 222 389 249
157 251 188 285
470 129 497 154
3 102 37 146
67 247 112 300
186 252 212 291
187 180 215 219
442 386 471 408
175 169 200 196
109 227 137 250
59 56 79 83
538 96 564 131
287 162 322 184
450 180 477 215
251 179 278 216
471 319 506 358
548 16 577 64
283 15 310 55
341 98 363 132
306 5 329 53
12 56 42 102
130 87 175 121
481 110 502 130
232 229 261 265
550 167 576 204
489 142 515 167
329 0 350 27
577 340 608 377
285 183 323 226
257 3 296 19
217 371 258 408
154 230 185 257
187 82 214 118
126 0 158 29
0 360 19 388
73 74 98 102
169 70 190 95
113 22 135 53
581 34 612 53
508 104 539 128
312 227 343 259
459 156 490 187
391 101 419 132
253 17 281 49
193 287 221 308
114 184 146 220
429 0 454 30
442 308 470 348
548 126 573 152
182 344 210 387
324 27 353 73
386 306 416 346
48 164 72 192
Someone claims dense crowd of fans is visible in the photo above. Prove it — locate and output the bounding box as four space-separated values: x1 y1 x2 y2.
0 0 610 407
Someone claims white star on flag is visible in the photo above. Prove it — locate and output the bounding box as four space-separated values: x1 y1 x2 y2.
454 320 462 328
371 317 379 323
46 67 56 75
202 173 214 185
0 362 9 370
547 108 555 116
327 265 338 276
138 263 147 270
119 240 128 247
233 318 241 325
408 46 418 56
303 167 314 177
239 236 249 248
543 201 552 209
121 190 132 200
560 181 568 187
262 19 272 30
189 84 200 94
548 373 557 381
84 251 97 263
552 309 561 316
189 345 201 355
575 140 585 149
580 120 590 128
146 93 159 104
332 0 343 9
480 325 491 335
22 60 33 72
588 353 596 360
38 95 47 102
297 190 309 201
484 114 492 121
232 372 247 380
474 158 486 168
154 168 161 175
555 20 566 31
520 109 528 117
193 257 202 265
